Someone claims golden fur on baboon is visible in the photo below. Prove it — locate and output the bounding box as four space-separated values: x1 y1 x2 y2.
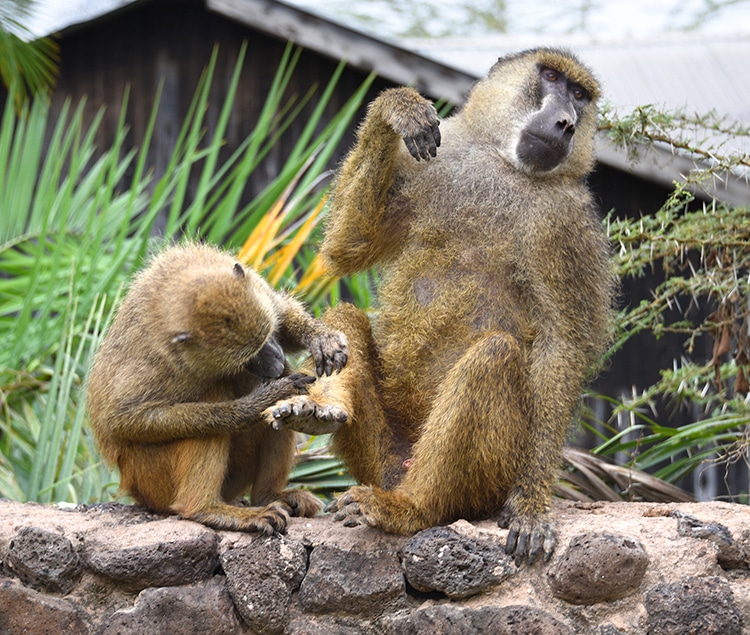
269 48 615 562
86 243 347 534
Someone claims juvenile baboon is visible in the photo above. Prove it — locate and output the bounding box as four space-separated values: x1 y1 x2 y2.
87 243 348 534
269 48 615 562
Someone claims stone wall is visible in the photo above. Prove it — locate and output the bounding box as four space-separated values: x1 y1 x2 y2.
0 499 748 634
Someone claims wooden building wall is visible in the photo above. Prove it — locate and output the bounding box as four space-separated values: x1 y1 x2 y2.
47 0 394 215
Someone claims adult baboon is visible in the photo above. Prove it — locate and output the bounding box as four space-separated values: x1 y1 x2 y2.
269 48 615 563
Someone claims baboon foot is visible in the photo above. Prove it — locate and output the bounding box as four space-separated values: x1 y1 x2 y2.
184 500 290 535
498 507 556 566
275 488 323 517
325 486 381 528
264 395 349 435
325 485 427 534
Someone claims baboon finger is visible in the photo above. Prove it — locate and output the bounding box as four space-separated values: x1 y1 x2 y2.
431 120 441 148
422 130 438 158
403 136 422 161
289 374 316 391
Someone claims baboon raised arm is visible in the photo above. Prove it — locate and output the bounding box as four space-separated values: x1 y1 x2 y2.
269 48 615 563
87 242 347 534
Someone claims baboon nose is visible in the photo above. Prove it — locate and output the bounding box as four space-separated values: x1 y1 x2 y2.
557 118 575 134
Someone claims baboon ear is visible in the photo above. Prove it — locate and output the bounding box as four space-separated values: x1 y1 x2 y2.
233 263 245 278
171 332 190 344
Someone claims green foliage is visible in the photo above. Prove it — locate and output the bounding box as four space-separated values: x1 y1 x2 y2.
0 1 59 104
0 43 373 503
589 105 750 495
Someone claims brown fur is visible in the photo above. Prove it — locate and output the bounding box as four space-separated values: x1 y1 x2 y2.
87 243 348 534
269 49 615 561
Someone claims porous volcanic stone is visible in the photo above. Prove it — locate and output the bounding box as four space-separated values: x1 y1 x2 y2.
0 577 88 635
5 526 81 593
645 575 742 635
287 615 379 634
671 510 748 570
221 534 307 635
385 604 572 635
298 543 405 616
98 577 240 635
83 518 219 591
547 532 649 604
400 525 515 599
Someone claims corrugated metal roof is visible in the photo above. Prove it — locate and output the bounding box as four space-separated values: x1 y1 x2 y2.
402 33 750 204
402 33 750 123
30 0 750 203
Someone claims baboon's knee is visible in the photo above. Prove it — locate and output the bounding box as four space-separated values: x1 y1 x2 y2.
323 303 374 345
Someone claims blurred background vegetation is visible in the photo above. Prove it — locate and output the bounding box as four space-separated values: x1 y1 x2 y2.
1 1 748 507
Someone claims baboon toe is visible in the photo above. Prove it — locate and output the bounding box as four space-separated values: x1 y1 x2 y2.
265 396 348 434
325 486 380 528
502 512 556 566
253 501 291 535
276 489 323 518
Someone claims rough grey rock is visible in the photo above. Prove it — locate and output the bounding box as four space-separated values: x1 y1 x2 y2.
671 510 748 570
385 604 572 635
83 518 219 591
1 500 749 635
298 543 405 616
97 577 240 635
5 527 82 594
645 575 742 635
0 577 88 635
547 532 649 604
287 614 379 634
400 525 515 599
221 534 307 635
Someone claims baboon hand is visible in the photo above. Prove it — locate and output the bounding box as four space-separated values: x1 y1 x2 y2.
324 486 379 528
264 395 348 434
499 508 556 566
257 373 315 406
378 88 441 161
288 373 317 391
309 329 349 377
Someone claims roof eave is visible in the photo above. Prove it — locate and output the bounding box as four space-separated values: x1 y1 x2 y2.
207 0 476 103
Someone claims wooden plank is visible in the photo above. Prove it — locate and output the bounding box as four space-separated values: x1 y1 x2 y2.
207 0 476 103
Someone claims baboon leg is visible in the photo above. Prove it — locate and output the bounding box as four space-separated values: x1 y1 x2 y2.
248 426 322 518
326 303 403 486
329 332 531 533
269 302 400 487
170 436 289 534
117 444 177 512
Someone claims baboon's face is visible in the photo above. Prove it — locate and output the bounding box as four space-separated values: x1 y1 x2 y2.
514 65 592 173
472 49 600 178
169 264 279 376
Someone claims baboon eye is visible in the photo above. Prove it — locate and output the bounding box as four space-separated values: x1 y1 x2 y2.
571 86 588 101
543 69 558 82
